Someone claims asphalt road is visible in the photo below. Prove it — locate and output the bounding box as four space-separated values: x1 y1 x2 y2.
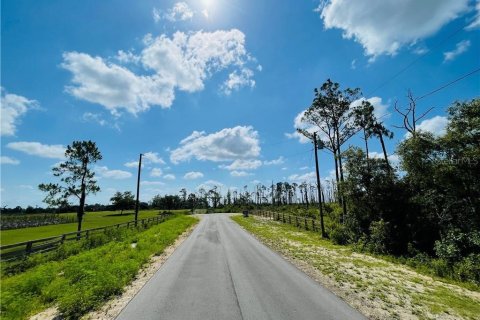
116 214 366 320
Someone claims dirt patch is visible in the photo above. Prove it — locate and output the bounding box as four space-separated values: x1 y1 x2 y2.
29 223 198 320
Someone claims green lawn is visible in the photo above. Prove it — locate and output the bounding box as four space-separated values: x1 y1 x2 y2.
232 215 480 320
0 210 187 245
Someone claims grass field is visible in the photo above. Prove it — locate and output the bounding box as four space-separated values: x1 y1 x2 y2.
0 210 188 245
1 214 198 320
232 215 480 320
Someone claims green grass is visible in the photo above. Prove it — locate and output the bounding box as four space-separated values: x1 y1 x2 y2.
233 215 480 320
0 210 188 245
0 214 198 320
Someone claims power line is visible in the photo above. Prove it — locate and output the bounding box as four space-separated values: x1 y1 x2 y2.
368 22 468 96
375 66 480 121
415 67 480 102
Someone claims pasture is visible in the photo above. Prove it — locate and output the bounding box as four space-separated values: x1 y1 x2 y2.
0 210 188 245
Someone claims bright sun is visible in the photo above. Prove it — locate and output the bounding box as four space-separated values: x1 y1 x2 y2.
202 0 215 8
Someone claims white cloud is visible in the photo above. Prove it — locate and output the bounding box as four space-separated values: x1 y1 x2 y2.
231 170 252 177
82 112 107 126
163 174 176 180
62 29 256 115
153 2 194 23
403 115 449 138
350 96 390 120
170 126 261 163
7 142 65 159
264 156 285 166
221 159 262 170
443 40 471 62
288 172 317 182
197 180 224 190
184 171 204 180
466 1 480 30
18 185 34 190
143 152 165 164
62 52 174 115
124 161 140 168
125 152 164 169
417 115 449 136
141 180 165 186
164 2 194 22
285 110 315 144
300 166 309 170
150 168 163 177
351 59 356 70
96 166 132 179
152 8 162 23
115 50 141 64
250 179 261 184
1 88 38 136
1 156 20 165
222 68 255 95
368 151 400 166
318 0 470 59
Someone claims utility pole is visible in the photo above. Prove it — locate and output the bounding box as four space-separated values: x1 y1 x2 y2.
134 153 143 226
313 132 326 238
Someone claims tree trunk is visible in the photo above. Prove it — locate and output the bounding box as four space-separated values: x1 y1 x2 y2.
379 133 391 171
335 129 347 223
333 147 341 205
364 129 370 162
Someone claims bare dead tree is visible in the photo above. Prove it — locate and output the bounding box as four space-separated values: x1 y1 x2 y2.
394 90 434 137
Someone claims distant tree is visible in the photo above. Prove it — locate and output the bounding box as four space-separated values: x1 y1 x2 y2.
110 191 135 215
179 188 187 206
353 100 394 171
151 194 182 210
353 100 375 163
39 140 102 232
298 79 362 221
208 187 221 209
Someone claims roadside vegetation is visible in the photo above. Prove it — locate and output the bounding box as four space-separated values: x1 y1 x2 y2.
0 214 198 320
233 215 480 320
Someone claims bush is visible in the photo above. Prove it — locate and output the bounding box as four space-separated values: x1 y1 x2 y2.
455 254 480 284
329 223 350 245
367 219 389 254
434 229 480 264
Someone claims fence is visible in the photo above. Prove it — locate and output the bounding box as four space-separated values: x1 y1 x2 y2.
0 213 172 262
251 210 321 233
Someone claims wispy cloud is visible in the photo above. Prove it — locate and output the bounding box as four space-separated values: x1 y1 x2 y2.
443 40 471 62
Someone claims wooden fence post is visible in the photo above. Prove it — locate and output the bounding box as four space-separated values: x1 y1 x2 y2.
26 241 33 255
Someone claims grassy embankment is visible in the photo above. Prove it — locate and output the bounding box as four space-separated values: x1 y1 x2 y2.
0 209 188 245
0 214 198 320
232 215 480 320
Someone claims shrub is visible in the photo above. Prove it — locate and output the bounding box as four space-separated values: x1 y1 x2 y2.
329 223 350 245
367 219 389 254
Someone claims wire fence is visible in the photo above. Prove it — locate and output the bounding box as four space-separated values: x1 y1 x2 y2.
251 210 321 233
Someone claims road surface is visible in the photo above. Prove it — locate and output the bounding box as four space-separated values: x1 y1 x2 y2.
117 214 365 320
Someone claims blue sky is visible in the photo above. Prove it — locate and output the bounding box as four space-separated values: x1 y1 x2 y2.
1 0 479 207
